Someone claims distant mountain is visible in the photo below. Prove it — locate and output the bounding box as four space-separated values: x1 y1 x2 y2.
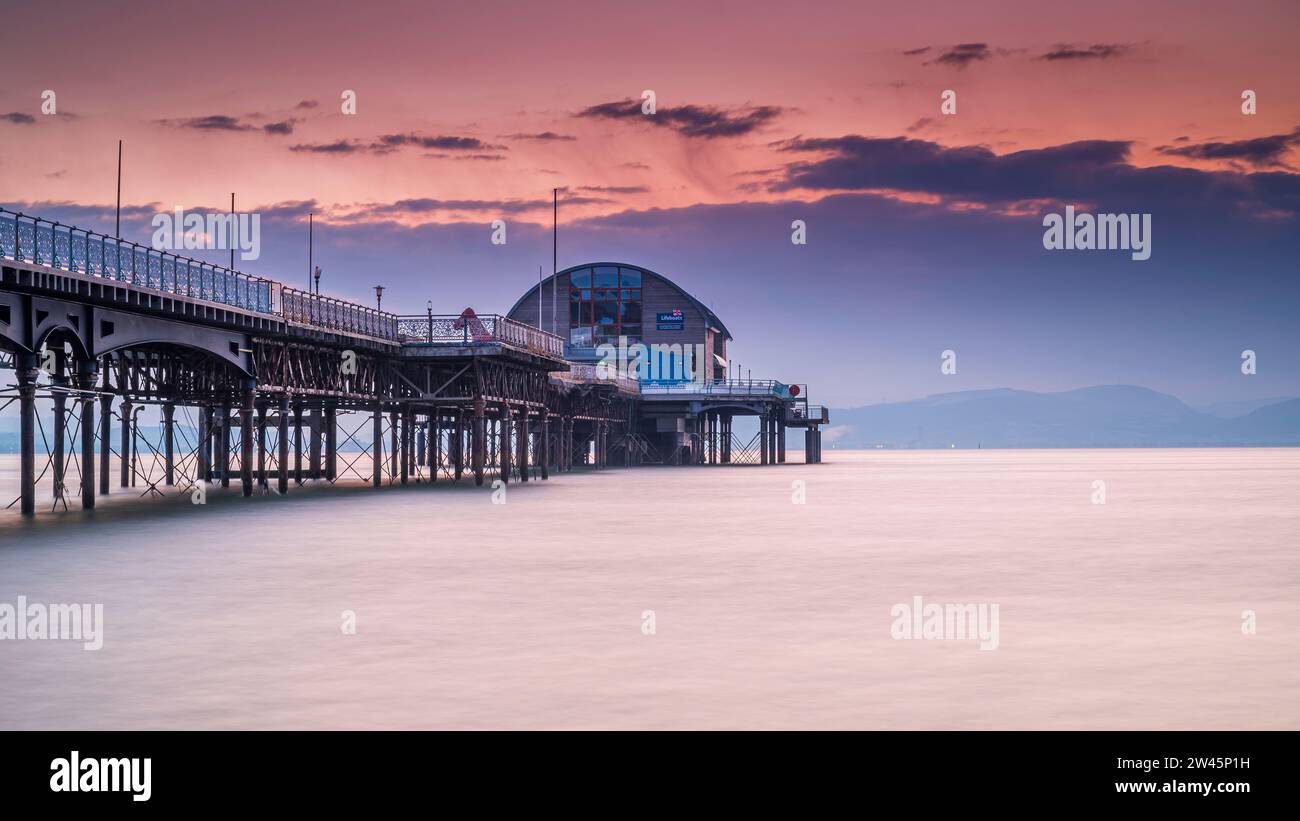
1194 396 1300 419
827 386 1300 448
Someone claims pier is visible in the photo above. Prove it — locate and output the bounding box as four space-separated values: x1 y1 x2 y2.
0 209 826 517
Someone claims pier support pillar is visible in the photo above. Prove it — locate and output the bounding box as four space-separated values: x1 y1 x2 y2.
389 409 399 484
805 428 821 464
764 410 774 462
130 406 141 487
516 410 529 483
760 414 769 465
454 412 465 482
431 413 440 482
721 413 732 464
119 399 133 488
372 401 384 488
99 364 112 495
310 408 323 480
324 404 336 481
400 409 409 486
540 413 550 480
293 402 304 485
50 353 68 504
278 396 290 495
416 418 426 469
498 405 511 483
197 405 210 483
240 386 255 497
256 401 268 489
76 361 97 510
162 402 175 486
220 402 232 488
17 354 39 516
472 401 486 486
778 417 786 463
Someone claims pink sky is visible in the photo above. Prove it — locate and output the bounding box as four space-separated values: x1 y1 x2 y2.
2 0 1297 225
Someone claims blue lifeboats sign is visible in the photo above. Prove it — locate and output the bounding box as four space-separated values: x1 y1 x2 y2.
656 309 684 330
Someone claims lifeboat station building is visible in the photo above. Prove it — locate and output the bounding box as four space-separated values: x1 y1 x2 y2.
507 262 827 465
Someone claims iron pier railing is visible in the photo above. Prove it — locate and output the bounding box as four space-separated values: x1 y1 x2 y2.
396 313 565 357
1 208 399 341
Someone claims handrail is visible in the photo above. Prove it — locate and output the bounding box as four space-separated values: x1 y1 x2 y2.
567 363 642 392
0 207 400 341
395 313 565 358
1 207 276 314
281 286 398 340
639 379 787 396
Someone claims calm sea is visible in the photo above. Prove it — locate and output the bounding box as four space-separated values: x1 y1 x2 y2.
0 449 1296 729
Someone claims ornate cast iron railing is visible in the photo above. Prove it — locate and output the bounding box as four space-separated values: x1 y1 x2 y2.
396 313 565 358
0 207 399 341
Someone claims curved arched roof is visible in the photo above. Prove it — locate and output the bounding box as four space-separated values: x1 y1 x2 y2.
508 262 732 341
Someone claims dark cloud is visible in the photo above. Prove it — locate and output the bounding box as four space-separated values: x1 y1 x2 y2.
158 112 300 136
2 112 38 125
504 131 578 141
375 133 505 152
773 133 1300 217
290 139 365 154
577 99 783 138
288 134 505 157
158 114 254 131
577 185 649 194
1039 43 1132 61
262 119 297 135
902 46 930 56
1155 129 1300 169
927 43 994 67
295 100 320 110
347 198 550 219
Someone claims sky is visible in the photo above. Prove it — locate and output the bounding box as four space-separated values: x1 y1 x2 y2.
1 0 1298 406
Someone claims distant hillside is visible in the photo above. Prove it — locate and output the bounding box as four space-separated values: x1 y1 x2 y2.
827 386 1300 448
1194 396 1300 418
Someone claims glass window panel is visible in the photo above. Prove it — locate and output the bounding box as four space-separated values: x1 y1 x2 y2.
619 268 642 287
593 266 618 288
594 301 618 324
570 268 592 288
620 302 642 323
622 289 640 300
594 325 619 342
570 326 593 346
621 325 641 341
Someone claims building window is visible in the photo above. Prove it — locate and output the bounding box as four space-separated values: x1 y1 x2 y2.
569 266 643 346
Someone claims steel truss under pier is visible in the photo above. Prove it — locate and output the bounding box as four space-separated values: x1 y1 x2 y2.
1 208 821 517
1 247 632 517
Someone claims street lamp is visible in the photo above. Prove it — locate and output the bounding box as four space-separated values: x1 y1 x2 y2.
426 300 433 342
313 266 321 295
374 285 385 311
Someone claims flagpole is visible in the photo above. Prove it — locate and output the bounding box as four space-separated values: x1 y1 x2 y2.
115 140 122 237
552 188 558 336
